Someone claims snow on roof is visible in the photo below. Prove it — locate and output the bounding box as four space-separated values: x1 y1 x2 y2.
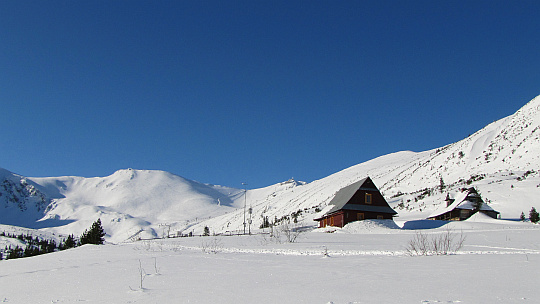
321 177 396 217
428 188 498 218
325 177 369 214
428 191 468 218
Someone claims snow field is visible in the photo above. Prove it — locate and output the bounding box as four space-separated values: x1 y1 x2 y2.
1 220 539 303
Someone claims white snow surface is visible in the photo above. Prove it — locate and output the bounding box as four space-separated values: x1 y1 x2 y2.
1 220 539 303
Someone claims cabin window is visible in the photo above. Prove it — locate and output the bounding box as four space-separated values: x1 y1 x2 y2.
357 213 364 220
330 217 334 226
365 193 372 204
323 218 327 227
377 215 384 220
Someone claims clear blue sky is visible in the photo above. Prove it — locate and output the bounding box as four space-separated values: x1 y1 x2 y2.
1 1 539 189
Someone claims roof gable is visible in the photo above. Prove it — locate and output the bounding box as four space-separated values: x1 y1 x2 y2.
324 177 397 216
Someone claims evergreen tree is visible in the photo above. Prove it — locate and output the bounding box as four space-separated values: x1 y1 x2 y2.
203 226 210 236
63 234 77 249
529 207 540 224
80 219 106 245
520 212 526 221
24 245 40 257
439 177 445 192
7 246 23 260
260 216 270 229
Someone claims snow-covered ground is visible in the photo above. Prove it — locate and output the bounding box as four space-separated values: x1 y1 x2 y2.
1 219 539 303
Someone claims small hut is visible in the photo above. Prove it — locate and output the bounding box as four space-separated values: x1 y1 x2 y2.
314 177 397 228
427 187 499 221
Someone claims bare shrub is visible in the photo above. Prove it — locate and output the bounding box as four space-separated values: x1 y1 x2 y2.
280 220 303 243
406 231 430 256
260 220 305 244
431 228 465 255
141 240 152 251
406 229 465 256
201 237 223 254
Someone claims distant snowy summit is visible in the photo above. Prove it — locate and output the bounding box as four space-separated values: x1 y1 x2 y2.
0 168 243 242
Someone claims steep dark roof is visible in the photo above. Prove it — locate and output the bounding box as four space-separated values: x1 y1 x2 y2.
324 177 397 216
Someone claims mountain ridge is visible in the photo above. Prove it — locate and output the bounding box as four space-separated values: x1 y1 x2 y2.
1 95 539 240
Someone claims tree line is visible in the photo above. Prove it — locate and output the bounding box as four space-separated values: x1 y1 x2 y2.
1 218 105 260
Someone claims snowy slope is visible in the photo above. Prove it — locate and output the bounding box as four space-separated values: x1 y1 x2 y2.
0 168 243 242
1 95 539 240
188 151 423 235
195 95 540 234
379 95 540 195
377 95 540 219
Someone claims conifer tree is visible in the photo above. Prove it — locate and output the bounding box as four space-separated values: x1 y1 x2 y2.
439 177 445 192
7 246 23 259
80 219 106 245
520 212 526 221
63 234 77 249
529 207 540 224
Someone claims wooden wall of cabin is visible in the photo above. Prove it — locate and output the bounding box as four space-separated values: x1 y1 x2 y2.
481 210 499 219
318 210 393 228
342 210 393 224
318 211 345 228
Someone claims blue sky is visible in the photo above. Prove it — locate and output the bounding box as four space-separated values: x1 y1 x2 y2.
1 1 539 189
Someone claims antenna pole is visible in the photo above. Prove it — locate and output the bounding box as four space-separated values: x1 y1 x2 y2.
242 182 247 235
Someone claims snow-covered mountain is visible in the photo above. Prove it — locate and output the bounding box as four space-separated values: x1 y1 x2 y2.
1 95 539 240
0 168 243 242
194 95 540 233
0 168 50 227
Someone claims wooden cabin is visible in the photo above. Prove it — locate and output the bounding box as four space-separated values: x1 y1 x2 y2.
427 187 499 221
314 177 397 228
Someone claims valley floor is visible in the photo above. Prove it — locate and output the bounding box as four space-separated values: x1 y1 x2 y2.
1 220 539 304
